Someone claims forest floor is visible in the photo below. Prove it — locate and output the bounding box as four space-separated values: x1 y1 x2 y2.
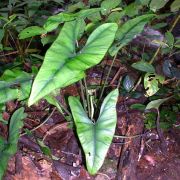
2 60 180 180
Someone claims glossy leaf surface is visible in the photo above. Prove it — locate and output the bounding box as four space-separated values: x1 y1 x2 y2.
68 89 118 175
28 21 117 106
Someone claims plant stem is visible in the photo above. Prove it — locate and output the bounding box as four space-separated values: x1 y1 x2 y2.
90 95 94 120
26 37 33 51
156 108 167 152
99 54 117 102
169 14 180 33
58 101 72 118
83 77 91 117
149 45 162 64
132 76 142 92
79 80 86 111
8 30 18 50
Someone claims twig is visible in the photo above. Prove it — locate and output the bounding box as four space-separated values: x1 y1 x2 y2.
110 66 121 85
117 76 122 89
26 37 33 50
21 108 56 137
97 172 111 180
169 14 180 33
114 133 144 139
0 50 19 57
131 76 142 92
43 121 69 142
113 141 131 145
149 45 162 64
8 30 18 51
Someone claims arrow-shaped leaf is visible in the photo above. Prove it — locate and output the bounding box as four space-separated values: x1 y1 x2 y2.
28 20 117 106
68 89 118 175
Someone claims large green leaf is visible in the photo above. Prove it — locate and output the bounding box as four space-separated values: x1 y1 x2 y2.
109 14 155 56
28 21 118 106
0 107 26 179
68 89 118 175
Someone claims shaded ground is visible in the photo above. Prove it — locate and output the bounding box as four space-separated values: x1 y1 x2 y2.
3 77 180 180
